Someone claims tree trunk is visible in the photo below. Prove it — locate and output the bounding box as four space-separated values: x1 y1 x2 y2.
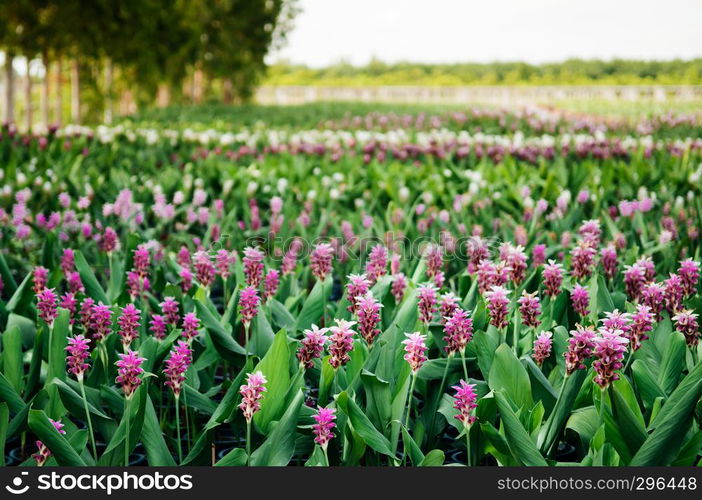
156 83 170 107
70 59 80 124
54 58 62 126
24 68 32 131
41 54 50 126
104 58 113 124
4 53 15 123
222 78 233 104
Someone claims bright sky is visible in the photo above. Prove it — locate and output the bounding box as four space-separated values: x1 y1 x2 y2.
270 0 702 67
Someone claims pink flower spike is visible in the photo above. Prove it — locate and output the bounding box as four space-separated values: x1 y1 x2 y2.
238 286 260 326
356 291 383 345
238 371 267 422
66 334 91 378
542 260 564 297
593 328 628 388
532 331 553 365
484 285 510 330
181 312 201 342
37 288 59 325
672 310 700 348
312 406 336 449
452 380 478 428
117 304 141 348
163 340 193 396
564 325 596 375
149 314 167 340
193 250 215 287
570 284 590 317
328 319 356 369
310 243 334 281
243 247 265 287
264 269 280 300
297 324 329 369
417 284 438 325
402 332 428 373
115 350 145 398
161 297 180 326
443 309 473 355
346 274 371 314
518 291 541 328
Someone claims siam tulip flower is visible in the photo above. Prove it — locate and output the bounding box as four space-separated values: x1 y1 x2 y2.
90 303 113 342
215 250 234 279
356 291 383 344
532 244 546 267
501 244 527 285
116 350 145 398
80 297 95 331
423 244 443 279
466 237 490 274
484 285 510 330
37 288 58 325
570 284 590 317
390 253 401 275
60 249 75 276
346 274 370 314
629 304 654 351
578 219 601 246
623 264 647 300
640 282 665 319
312 407 336 450
570 240 597 281
193 251 215 287
452 380 478 427
179 267 193 292
59 292 78 324
238 286 261 326
678 259 700 296
99 227 118 253
32 419 66 466
365 244 389 284
310 243 334 281
432 270 445 289
133 245 150 277
68 271 84 294
532 331 553 365
176 246 191 268
672 310 700 347
635 256 656 282
600 245 618 280
242 247 265 287
328 319 356 369
66 335 91 378
264 269 280 300
518 291 541 328
163 341 193 396
33 266 49 293
149 314 167 340
663 273 684 314
161 297 180 326
593 328 628 388
564 325 597 375
391 272 407 303
238 371 267 422
181 312 201 342
417 284 438 325
117 304 141 348
297 325 329 369
402 332 428 373
443 308 473 355
602 310 631 335
439 293 460 324
281 239 302 275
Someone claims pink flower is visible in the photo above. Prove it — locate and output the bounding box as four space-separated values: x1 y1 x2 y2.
365 244 388 284
624 264 647 300
672 310 700 347
328 319 356 369
32 419 66 466
243 247 265 287
281 239 302 275
629 304 654 351
564 325 596 374
99 227 119 253
391 273 407 303
312 407 336 449
238 286 260 326
518 291 541 328
593 328 628 388
636 256 656 282
532 331 553 365
33 266 49 293
117 304 141 348
532 244 546 267
239 371 267 421
37 288 59 325
663 273 684 314
163 341 192 396
452 380 478 427
542 260 564 297
501 244 527 285
484 285 510 330
356 291 382 344
264 269 280 299
601 245 618 280
133 245 150 277
161 297 180 325
193 251 215 287
115 350 145 398
297 325 328 369
402 332 428 372
346 274 371 314
182 312 200 342
180 267 193 292
678 259 700 296
149 314 167 340
60 249 75 276
417 284 438 325
66 335 91 378
443 309 473 355
570 240 597 281
310 243 334 281
215 250 234 279
438 293 460 324
570 284 590 317
602 309 631 335
640 282 665 319
176 246 191 268
68 271 84 294
423 244 443 279
59 292 78 324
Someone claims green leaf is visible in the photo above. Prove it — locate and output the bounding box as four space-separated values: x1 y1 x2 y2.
74 250 109 304
250 389 304 466
538 369 587 455
657 332 686 395
253 330 292 432
28 410 86 466
494 391 548 466
194 299 246 361
2 326 23 394
141 397 177 466
0 402 8 466
419 449 445 466
215 447 247 466
336 391 396 458
294 276 332 333
46 309 70 418
488 344 532 410
401 427 425 466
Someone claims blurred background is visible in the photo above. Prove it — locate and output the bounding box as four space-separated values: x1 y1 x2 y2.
0 0 700 129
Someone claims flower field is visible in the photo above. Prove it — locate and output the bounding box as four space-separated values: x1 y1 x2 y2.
0 105 701 467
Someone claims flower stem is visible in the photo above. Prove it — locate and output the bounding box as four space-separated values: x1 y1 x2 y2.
246 419 252 466
322 445 330 467
244 323 250 365
175 394 182 464
124 397 131 467
465 425 472 467
460 348 468 379
79 376 97 461
402 373 417 465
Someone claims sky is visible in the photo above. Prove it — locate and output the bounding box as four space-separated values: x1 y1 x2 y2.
269 0 702 67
